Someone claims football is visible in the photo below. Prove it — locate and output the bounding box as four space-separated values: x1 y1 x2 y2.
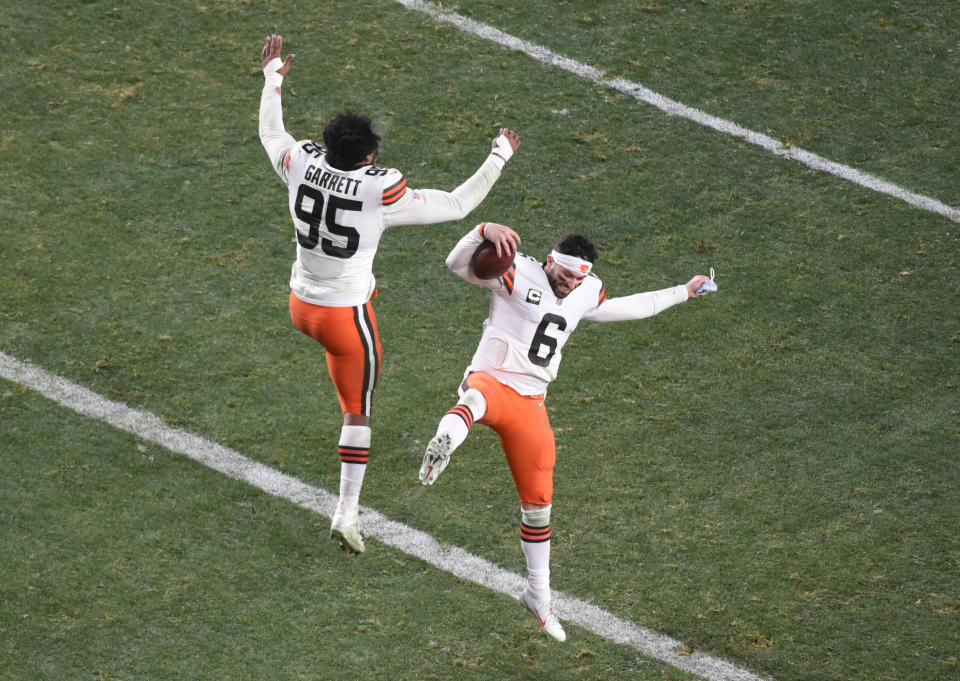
469 240 513 279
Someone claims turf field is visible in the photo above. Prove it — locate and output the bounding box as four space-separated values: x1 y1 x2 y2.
2 1 958 680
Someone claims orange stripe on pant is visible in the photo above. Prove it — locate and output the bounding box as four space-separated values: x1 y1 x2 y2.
465 371 554 506
288 291 382 416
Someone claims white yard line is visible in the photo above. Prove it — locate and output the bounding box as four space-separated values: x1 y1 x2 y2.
0 350 772 681
390 0 960 224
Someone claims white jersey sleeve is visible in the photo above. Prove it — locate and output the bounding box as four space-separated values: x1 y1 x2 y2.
582 285 688 322
258 62 295 184
382 152 508 227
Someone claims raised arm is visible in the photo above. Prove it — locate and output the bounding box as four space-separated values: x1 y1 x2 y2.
383 129 521 227
258 34 297 182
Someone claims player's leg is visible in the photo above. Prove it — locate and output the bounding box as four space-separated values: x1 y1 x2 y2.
326 301 381 552
497 396 565 641
519 503 552 600
517 502 564 642
290 294 382 553
330 414 371 554
418 372 490 485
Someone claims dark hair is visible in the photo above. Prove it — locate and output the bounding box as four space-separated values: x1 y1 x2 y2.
323 111 381 170
554 233 598 263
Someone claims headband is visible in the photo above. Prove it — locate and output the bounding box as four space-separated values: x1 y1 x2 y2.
549 250 592 276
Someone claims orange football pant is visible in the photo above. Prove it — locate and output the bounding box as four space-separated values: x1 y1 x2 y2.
289 291 382 417
464 371 555 506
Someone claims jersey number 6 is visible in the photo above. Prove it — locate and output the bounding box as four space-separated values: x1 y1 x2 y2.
528 313 567 367
294 185 362 258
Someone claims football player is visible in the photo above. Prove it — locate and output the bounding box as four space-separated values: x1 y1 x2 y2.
419 222 712 641
258 35 521 554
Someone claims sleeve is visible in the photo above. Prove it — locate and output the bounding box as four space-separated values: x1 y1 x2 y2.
445 223 506 290
258 59 296 184
380 172 408 207
581 284 688 323
381 151 508 227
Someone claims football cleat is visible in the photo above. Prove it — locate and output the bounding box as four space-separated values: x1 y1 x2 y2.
519 589 566 642
330 512 364 554
419 432 453 485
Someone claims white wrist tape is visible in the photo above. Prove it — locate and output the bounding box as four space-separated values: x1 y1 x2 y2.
263 57 285 77
263 58 285 88
490 133 514 164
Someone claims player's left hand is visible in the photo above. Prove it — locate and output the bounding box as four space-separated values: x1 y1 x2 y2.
685 275 711 298
261 33 295 75
494 128 521 153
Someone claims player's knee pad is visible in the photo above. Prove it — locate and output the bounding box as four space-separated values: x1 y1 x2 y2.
458 387 487 421
520 504 551 528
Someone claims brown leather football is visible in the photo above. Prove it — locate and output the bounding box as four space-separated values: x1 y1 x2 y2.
469 240 513 279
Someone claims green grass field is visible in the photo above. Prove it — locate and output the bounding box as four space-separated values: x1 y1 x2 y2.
2 1 958 679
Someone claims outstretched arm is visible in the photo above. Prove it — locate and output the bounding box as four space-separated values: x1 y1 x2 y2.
382 129 521 227
258 34 297 182
582 275 711 323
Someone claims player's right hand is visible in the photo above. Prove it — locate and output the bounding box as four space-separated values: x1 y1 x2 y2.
261 34 294 75
482 222 521 257
685 275 712 298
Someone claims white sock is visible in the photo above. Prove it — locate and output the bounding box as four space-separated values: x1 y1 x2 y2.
436 412 470 450
520 505 552 599
336 425 371 515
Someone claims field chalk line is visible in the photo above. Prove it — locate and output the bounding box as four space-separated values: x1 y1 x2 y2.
0 351 771 681
391 0 960 224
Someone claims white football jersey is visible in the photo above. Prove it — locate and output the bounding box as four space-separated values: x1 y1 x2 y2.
281 140 409 307
260 72 510 307
466 252 607 396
